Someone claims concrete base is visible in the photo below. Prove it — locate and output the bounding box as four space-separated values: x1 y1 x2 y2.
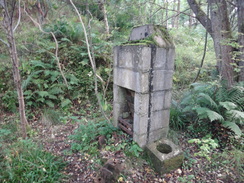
145 139 184 174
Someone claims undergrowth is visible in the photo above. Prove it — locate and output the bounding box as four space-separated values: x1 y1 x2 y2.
69 120 143 158
0 139 66 183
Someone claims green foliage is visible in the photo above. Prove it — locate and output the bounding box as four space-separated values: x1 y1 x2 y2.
69 120 117 155
69 120 143 158
0 139 66 183
178 81 244 139
125 142 143 158
188 135 218 161
171 27 215 88
1 91 18 112
170 100 187 131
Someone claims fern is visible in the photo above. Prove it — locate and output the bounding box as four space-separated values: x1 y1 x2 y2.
222 121 242 137
219 101 237 110
197 93 218 110
195 107 224 122
22 70 44 89
227 110 244 124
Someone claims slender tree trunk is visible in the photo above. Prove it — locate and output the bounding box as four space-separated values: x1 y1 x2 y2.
237 0 244 81
99 0 109 36
172 0 176 27
189 9 193 28
164 0 168 27
2 0 28 138
175 0 180 29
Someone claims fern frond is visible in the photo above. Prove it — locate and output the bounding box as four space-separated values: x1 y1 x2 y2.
48 87 64 95
219 101 237 110
195 107 224 122
198 93 218 109
30 60 47 69
227 110 244 124
22 70 44 89
222 121 242 137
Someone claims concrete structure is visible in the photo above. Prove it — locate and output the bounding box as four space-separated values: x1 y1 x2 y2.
113 24 175 147
145 139 184 174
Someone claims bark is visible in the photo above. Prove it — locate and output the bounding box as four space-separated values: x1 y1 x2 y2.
1 0 28 138
209 0 235 86
187 0 213 37
187 0 235 86
237 0 244 82
175 0 180 29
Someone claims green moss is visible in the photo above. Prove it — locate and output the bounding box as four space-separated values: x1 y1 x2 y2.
122 25 173 47
122 35 155 46
154 25 172 43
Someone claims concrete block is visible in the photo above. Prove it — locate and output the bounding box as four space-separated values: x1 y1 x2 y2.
166 48 175 70
139 47 151 72
134 93 149 115
153 70 173 91
151 91 165 111
163 90 172 109
133 113 148 135
163 71 173 90
161 109 170 128
145 139 184 174
114 67 149 93
150 110 170 132
148 128 168 143
129 25 154 41
133 133 147 148
117 47 134 68
113 102 125 127
154 48 167 69
113 47 119 67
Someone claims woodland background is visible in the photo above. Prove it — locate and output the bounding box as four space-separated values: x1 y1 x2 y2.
0 0 243 182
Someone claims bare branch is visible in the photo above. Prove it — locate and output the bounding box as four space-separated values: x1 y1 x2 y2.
0 38 10 47
69 0 110 123
23 3 68 87
149 2 194 19
187 0 213 37
13 0 21 32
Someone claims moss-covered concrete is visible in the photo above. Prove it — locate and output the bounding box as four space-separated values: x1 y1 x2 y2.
145 139 184 174
123 24 174 48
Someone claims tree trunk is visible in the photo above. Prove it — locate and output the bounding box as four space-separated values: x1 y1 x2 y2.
187 0 235 86
175 0 180 29
2 0 28 138
237 0 244 82
189 9 193 28
208 0 235 86
172 0 176 27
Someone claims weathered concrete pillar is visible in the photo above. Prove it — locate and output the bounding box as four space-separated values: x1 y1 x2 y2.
113 24 175 147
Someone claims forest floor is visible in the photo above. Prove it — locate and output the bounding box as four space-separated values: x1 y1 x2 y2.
29 114 242 183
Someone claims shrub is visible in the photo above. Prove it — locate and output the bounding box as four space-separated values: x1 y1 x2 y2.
0 139 66 183
175 81 244 143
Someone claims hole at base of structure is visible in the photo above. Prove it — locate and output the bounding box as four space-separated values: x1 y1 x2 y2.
156 143 172 154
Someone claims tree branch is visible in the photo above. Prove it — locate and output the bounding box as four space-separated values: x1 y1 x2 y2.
187 0 213 37
0 38 10 47
13 0 21 32
24 3 68 87
69 0 110 123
